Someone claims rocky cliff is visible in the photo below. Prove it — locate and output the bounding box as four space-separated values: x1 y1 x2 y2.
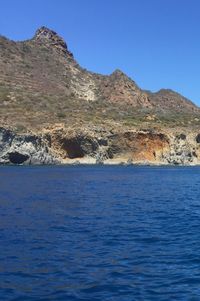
0 27 200 165
0 127 57 165
1 125 200 165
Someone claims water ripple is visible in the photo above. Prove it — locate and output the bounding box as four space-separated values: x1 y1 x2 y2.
0 166 200 300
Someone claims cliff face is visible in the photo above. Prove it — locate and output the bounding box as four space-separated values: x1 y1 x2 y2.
0 127 57 164
0 27 200 165
1 126 200 165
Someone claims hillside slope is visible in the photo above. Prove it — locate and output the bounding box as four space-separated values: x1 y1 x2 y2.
0 26 199 131
0 27 200 165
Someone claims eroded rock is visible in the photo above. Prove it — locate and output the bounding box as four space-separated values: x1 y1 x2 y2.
0 128 58 165
1 126 200 165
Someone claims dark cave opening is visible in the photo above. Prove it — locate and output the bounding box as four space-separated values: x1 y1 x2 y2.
62 139 85 159
8 152 29 164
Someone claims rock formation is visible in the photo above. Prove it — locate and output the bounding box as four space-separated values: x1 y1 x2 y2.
0 27 200 165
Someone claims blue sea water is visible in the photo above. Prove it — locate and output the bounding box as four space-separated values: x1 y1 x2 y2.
1 166 200 300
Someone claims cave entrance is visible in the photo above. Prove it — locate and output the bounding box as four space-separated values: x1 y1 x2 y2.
8 152 29 164
62 139 84 159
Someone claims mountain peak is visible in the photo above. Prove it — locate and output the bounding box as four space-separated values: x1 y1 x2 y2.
33 26 73 57
111 69 127 77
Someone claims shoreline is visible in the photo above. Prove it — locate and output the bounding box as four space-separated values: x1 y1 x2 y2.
1 161 200 167
1 126 200 166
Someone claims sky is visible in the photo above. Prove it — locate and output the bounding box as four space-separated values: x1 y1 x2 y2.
1 0 200 105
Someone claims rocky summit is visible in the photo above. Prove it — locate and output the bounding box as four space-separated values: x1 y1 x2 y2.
0 26 200 165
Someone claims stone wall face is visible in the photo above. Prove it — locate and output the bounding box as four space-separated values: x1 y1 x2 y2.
0 128 58 165
1 127 200 166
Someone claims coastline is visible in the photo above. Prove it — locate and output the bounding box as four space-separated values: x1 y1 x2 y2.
1 125 200 166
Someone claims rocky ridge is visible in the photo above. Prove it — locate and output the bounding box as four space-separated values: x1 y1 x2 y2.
0 27 200 165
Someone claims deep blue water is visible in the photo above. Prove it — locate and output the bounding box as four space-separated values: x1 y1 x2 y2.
1 166 200 300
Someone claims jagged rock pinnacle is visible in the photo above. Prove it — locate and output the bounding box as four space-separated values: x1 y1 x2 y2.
34 26 73 57
112 69 125 76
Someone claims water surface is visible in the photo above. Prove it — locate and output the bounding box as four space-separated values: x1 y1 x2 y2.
1 165 200 300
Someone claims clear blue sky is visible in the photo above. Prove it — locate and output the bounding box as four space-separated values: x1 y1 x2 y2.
1 0 200 105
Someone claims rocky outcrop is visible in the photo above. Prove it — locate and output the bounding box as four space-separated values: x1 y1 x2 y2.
163 133 199 165
33 26 73 57
105 131 169 162
0 127 58 165
96 70 152 107
1 126 200 165
0 27 199 112
1 27 200 165
147 89 199 113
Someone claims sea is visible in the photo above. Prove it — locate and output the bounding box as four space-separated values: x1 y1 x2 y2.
1 165 200 300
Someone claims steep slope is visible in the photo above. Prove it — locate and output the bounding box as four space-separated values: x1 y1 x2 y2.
0 26 198 125
0 26 149 105
147 89 198 113
0 27 200 165
97 69 151 107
